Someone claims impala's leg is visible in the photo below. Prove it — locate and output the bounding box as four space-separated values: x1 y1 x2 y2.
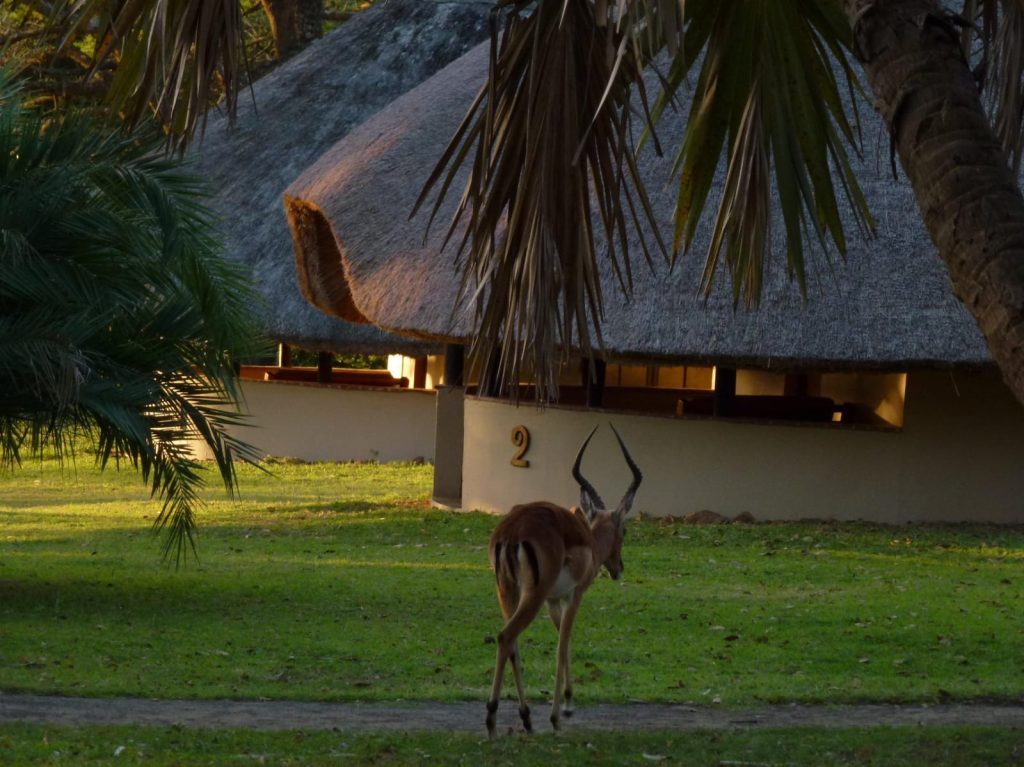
487 589 544 736
547 599 573 718
547 599 563 630
550 594 582 731
509 640 532 732
487 587 514 736
486 638 510 736
503 593 533 733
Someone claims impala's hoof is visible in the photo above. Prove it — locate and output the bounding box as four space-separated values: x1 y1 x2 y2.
519 705 533 733
550 712 561 731
563 689 573 717
486 700 498 737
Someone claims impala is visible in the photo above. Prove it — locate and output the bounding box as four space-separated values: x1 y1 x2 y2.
485 424 642 735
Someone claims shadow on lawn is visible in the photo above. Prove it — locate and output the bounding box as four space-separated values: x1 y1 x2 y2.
0 494 159 510
0 512 484 618
0 572 304 603
0 553 465 625
269 500 384 515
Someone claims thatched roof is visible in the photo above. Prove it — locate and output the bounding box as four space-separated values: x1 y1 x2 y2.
193 0 490 355
284 42 993 370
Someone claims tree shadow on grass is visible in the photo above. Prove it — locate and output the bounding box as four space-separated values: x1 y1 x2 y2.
273 500 382 515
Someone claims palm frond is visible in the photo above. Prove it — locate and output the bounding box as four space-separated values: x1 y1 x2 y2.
0 70 267 563
41 0 245 150
417 0 671 401
421 0 874 397
963 0 1024 172
661 0 873 305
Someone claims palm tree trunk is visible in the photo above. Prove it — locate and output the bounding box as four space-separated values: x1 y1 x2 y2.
260 0 301 59
845 0 1024 406
260 0 322 59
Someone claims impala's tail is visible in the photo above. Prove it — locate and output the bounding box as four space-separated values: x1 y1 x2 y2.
492 540 540 595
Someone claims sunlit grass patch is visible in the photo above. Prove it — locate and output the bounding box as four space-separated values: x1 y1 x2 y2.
1 457 1022 705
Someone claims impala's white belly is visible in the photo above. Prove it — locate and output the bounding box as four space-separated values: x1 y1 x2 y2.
549 567 578 600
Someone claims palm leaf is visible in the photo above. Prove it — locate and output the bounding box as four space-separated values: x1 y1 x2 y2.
661 0 873 306
417 0 671 401
43 0 245 150
962 0 1024 172
0 71 267 563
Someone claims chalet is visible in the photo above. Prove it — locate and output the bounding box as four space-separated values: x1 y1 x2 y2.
283 42 1024 523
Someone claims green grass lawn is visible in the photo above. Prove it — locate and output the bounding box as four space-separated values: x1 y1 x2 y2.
1 724 1022 766
1 456 1023 706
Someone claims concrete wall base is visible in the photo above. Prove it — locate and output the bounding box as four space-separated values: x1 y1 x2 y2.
461 370 1024 524
189 379 436 463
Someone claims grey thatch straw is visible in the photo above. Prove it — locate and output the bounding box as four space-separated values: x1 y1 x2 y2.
285 42 993 371
194 0 491 355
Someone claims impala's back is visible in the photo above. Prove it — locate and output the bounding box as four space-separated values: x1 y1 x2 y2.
490 502 593 603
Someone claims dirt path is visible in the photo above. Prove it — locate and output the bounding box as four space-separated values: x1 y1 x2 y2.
2 693 1022 733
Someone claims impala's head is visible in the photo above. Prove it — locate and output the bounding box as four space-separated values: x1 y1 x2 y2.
572 424 643 580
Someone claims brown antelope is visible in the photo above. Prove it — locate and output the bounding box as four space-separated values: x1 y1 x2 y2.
485 424 642 735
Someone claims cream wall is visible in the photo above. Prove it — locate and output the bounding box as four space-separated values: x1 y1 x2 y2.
190 380 436 463
461 370 1024 523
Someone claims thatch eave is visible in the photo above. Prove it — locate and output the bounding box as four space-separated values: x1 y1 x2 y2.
285 42 994 372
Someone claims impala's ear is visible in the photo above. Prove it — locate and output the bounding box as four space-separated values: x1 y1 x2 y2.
612 495 638 528
578 492 600 522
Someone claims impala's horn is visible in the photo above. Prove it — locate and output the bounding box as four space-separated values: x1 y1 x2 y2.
609 423 642 522
572 426 605 519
